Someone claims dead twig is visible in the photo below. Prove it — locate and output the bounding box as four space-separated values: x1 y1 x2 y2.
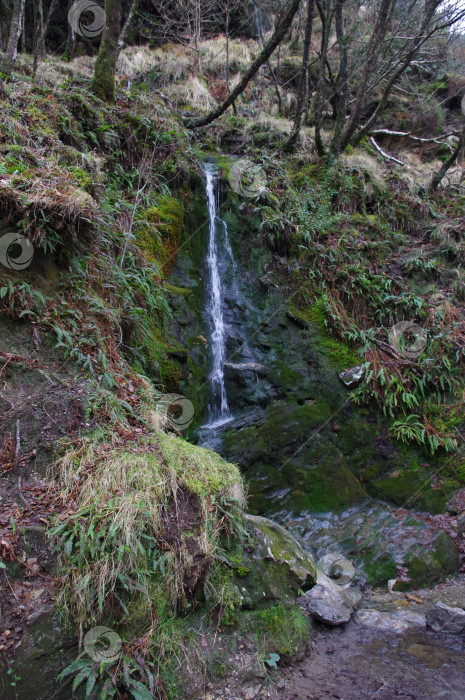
18 476 31 509
14 419 20 469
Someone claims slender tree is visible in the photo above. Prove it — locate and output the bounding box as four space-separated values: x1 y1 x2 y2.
285 0 315 149
117 0 138 58
430 126 465 191
314 0 332 155
62 0 76 62
0 0 26 78
91 0 123 102
338 0 396 150
328 0 349 155
33 0 58 78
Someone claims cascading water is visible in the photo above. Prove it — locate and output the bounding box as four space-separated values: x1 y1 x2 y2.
204 163 233 427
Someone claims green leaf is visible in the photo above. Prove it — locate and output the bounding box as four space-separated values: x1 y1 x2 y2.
127 679 154 700
265 652 280 668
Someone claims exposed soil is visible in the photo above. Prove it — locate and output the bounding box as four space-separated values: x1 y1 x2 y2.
0 320 89 663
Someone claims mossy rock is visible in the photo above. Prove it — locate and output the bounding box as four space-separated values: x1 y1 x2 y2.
136 196 184 276
222 401 333 467
287 301 360 371
282 456 367 513
289 503 460 589
371 470 450 514
235 514 316 608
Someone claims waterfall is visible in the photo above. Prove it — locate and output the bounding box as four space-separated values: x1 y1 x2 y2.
252 1 264 43
204 163 233 427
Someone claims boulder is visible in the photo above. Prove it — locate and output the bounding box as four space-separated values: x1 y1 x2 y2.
303 572 362 626
237 514 317 607
338 365 365 388
426 602 465 635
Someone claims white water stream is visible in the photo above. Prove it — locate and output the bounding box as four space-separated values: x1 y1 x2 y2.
204 163 234 427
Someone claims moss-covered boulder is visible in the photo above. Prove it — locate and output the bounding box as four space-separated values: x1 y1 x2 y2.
236 514 316 608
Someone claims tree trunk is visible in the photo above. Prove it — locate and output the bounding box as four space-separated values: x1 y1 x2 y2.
1 0 26 78
33 0 58 77
314 0 331 156
339 0 395 150
285 0 315 150
184 0 302 129
63 0 76 61
32 0 44 78
429 128 465 192
91 0 122 102
329 0 348 156
117 0 138 59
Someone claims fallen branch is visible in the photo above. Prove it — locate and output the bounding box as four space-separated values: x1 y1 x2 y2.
370 137 406 165
371 128 456 151
184 0 302 128
18 476 31 508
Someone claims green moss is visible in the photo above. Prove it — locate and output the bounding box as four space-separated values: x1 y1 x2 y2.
289 458 366 513
372 470 449 514
222 401 333 466
249 603 311 657
136 197 184 276
363 552 397 585
289 300 360 370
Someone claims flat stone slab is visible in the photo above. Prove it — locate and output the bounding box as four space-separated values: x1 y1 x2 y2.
356 610 426 633
224 361 268 375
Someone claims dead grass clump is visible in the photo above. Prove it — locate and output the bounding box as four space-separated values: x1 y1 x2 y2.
0 168 99 248
167 76 216 110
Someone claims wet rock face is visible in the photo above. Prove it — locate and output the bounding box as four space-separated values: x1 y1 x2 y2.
426 602 465 635
237 514 317 607
284 503 460 589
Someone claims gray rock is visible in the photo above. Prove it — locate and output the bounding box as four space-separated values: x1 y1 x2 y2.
224 361 269 376
356 610 426 633
426 602 465 635
338 365 365 388
260 272 279 288
304 573 361 626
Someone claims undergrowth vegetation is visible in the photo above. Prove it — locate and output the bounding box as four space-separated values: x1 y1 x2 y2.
48 391 245 698
248 151 465 456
